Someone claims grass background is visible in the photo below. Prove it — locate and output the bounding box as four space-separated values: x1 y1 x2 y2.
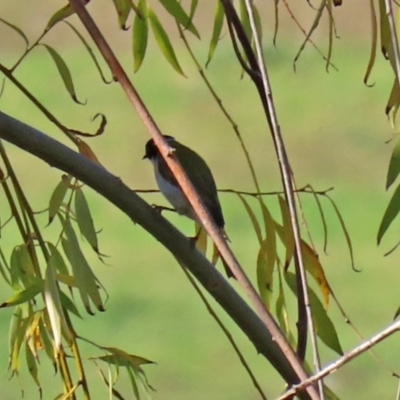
0 1 399 399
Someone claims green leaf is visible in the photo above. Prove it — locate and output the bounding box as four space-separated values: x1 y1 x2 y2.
25 343 41 391
112 0 132 30
63 21 112 84
38 319 56 366
9 313 33 373
148 7 185 76
44 262 72 350
48 176 70 225
301 241 330 308
206 1 225 67
133 0 148 72
47 243 70 275
364 0 378 86
158 0 199 38
10 245 36 290
60 215 105 314
0 279 43 308
0 18 29 48
276 196 295 269
42 44 84 104
45 1 90 32
75 188 99 252
188 0 199 23
378 183 400 244
325 195 356 271
387 137 400 189
285 272 343 355
257 238 274 308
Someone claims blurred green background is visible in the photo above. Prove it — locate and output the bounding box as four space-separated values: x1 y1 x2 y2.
0 1 399 399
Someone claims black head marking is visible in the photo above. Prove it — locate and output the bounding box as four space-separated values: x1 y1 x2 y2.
143 135 175 160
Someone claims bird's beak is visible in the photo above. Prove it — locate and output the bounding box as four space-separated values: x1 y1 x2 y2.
142 154 148 160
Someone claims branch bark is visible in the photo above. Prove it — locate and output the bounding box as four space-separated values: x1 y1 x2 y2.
0 110 313 399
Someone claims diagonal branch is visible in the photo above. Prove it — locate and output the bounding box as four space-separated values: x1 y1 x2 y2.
0 110 310 399
67 1 317 398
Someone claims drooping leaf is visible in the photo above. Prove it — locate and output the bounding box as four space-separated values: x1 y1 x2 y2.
25 342 41 392
188 0 198 24
48 176 70 225
63 21 112 84
387 136 400 189
158 0 199 38
9 313 33 373
96 347 155 368
0 280 43 308
133 0 148 72
45 1 91 32
42 44 85 104
206 1 225 67
325 195 356 271
75 187 99 252
47 243 70 275
285 272 343 355
44 261 72 350
301 241 330 308
59 290 82 318
386 79 400 123
0 18 29 48
275 269 295 345
277 196 295 269
38 318 56 366
10 245 36 290
112 0 132 30
257 238 274 308
364 0 378 86
148 7 185 76
61 215 105 314
236 193 262 244
305 186 329 253
378 183 400 244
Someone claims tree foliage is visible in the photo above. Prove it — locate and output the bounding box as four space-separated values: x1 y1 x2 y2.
0 1 400 400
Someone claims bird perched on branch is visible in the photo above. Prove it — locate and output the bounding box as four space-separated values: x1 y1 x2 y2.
143 135 232 277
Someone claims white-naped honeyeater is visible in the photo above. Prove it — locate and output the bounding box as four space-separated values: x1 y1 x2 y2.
143 135 233 278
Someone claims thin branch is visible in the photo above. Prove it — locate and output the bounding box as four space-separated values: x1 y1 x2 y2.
67 2 315 398
225 0 322 396
245 0 325 399
278 319 400 400
0 110 313 398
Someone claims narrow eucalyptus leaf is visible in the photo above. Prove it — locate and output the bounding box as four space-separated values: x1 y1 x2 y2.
0 18 29 47
148 8 185 76
158 0 200 38
206 1 225 66
48 178 69 225
387 137 400 189
112 0 132 30
378 183 400 244
133 0 148 72
75 188 99 252
0 280 43 308
42 44 84 104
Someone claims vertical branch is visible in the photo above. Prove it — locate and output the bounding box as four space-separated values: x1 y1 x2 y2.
222 0 323 396
67 1 318 398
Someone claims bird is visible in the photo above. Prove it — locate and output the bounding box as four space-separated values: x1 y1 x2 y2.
143 135 232 277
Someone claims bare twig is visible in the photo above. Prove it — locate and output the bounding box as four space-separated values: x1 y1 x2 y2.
0 110 314 397
246 0 323 391
278 319 400 400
